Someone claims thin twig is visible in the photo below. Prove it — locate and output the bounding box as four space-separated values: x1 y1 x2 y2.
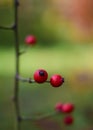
16 75 35 83
16 74 50 83
21 111 58 121
0 26 13 30
18 46 31 56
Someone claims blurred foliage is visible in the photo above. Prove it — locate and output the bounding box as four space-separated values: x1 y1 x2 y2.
1 0 93 48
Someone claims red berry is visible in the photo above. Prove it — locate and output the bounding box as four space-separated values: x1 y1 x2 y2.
61 103 74 113
55 102 63 112
25 35 36 45
63 116 73 125
34 69 48 83
50 74 64 87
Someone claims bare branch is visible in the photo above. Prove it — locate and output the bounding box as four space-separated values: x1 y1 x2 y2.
16 75 35 83
16 74 50 83
21 111 57 121
0 26 13 30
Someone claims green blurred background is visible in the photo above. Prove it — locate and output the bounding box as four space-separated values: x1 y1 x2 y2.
0 0 93 130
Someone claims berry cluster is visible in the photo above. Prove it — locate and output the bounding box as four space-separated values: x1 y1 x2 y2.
34 69 64 87
55 102 75 125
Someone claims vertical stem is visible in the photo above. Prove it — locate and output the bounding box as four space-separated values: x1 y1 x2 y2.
13 0 21 126
14 0 19 94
